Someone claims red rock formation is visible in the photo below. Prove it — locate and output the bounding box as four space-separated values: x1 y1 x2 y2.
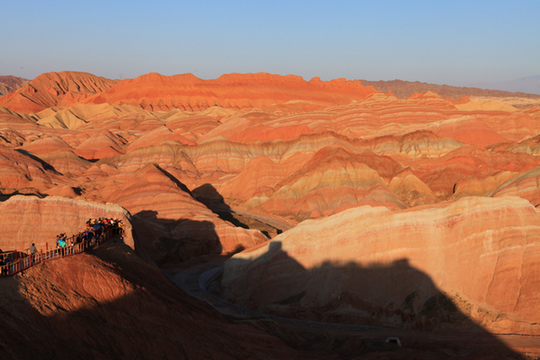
0 71 118 113
388 168 438 206
19 136 73 154
491 166 540 206
255 146 406 219
39 150 92 176
2 78 540 238
106 163 267 263
126 126 195 152
433 117 509 146
489 133 540 156
218 197 540 336
72 129 127 160
0 143 59 191
0 241 319 359
356 130 463 158
83 72 378 111
2 70 540 357
403 145 540 199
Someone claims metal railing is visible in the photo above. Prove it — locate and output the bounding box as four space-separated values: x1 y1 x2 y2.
0 227 122 277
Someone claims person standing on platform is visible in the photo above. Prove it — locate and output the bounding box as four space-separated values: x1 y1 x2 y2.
29 243 38 264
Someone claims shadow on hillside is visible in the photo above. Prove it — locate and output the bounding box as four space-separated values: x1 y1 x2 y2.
131 209 224 261
0 235 530 359
156 165 193 194
15 148 59 173
192 183 236 213
122 169 261 266
0 241 322 360
0 188 48 202
131 210 236 266
208 240 529 359
192 183 282 238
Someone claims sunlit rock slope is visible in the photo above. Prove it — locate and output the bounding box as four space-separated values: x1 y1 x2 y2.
1 71 540 350
218 196 540 336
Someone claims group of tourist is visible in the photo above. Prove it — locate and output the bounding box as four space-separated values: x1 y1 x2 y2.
0 254 11 275
0 217 125 277
54 218 124 249
84 218 124 237
55 233 70 248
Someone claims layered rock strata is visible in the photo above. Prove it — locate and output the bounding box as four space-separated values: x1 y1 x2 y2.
218 196 540 335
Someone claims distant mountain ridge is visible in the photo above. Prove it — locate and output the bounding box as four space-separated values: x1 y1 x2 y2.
0 71 118 113
0 75 30 96
3 71 540 114
0 71 378 113
471 75 540 95
359 79 540 99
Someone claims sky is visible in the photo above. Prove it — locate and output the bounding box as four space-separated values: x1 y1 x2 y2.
2 0 539 89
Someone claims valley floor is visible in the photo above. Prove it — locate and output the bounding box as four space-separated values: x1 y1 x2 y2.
171 257 540 359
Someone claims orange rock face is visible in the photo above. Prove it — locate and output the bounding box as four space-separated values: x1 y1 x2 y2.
2 73 540 233
2 71 540 351
106 163 268 263
81 72 379 112
218 197 540 335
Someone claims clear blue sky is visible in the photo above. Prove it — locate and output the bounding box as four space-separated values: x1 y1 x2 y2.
2 0 539 87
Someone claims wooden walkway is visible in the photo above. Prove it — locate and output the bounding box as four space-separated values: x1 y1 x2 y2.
0 227 120 277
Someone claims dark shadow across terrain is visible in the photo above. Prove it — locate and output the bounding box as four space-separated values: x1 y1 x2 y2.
132 210 227 266
0 241 325 360
208 240 531 359
15 148 60 173
0 188 48 202
192 183 282 238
